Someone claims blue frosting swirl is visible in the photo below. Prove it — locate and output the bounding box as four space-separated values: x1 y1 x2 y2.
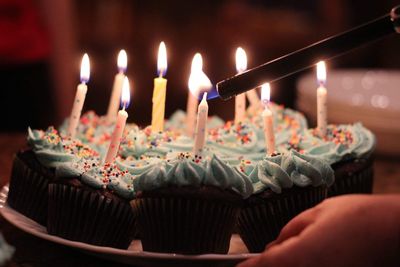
28 127 97 168
133 153 253 198
298 123 376 165
250 151 334 194
55 158 135 200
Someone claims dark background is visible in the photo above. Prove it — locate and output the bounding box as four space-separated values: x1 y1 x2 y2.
1 0 399 130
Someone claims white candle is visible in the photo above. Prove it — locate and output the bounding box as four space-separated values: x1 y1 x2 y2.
104 77 130 164
187 53 212 137
261 83 275 155
186 92 198 137
234 47 247 123
193 93 208 156
246 89 261 109
151 42 168 132
106 50 127 124
316 61 328 136
67 54 90 138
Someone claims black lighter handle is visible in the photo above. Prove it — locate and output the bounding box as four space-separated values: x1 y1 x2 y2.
216 5 400 100
392 5 400 33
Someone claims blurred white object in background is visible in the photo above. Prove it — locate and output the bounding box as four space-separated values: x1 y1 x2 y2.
297 69 400 156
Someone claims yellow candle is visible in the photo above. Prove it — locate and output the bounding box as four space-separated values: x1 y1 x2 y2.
67 54 90 138
151 42 168 132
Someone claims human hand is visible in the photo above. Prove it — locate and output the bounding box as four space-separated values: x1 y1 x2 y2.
237 195 400 267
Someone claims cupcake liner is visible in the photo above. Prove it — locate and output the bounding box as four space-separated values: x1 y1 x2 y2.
47 183 136 249
237 186 327 253
132 189 241 254
7 153 53 225
329 158 374 197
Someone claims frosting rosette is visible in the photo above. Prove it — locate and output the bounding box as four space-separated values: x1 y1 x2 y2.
28 127 98 168
282 150 334 188
250 151 334 194
56 158 135 200
59 111 115 157
119 126 174 159
294 123 376 165
207 121 265 164
133 153 253 198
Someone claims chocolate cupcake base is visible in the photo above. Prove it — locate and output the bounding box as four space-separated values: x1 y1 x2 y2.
237 186 327 253
329 157 374 197
7 150 54 226
132 186 242 254
47 182 136 249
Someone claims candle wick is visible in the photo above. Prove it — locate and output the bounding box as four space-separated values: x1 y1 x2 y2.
122 102 126 111
262 99 269 109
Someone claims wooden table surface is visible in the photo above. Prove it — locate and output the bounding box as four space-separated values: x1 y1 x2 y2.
0 133 399 267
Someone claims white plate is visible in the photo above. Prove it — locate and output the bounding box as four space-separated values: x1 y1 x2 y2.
0 185 257 267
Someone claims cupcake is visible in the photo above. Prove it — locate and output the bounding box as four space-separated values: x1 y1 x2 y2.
131 153 253 254
284 123 376 196
7 127 98 225
47 158 136 249
237 150 334 252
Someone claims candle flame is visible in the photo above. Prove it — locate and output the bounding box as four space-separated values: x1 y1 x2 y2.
157 41 167 77
235 47 247 73
80 53 90 83
261 83 271 104
117 49 127 72
188 53 212 98
191 53 203 73
316 61 326 84
121 76 131 109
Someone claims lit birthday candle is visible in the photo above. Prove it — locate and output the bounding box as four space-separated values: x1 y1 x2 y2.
261 83 275 155
193 92 208 157
67 53 90 138
316 61 328 136
234 47 246 123
151 41 168 132
187 53 212 137
106 49 127 124
104 77 130 163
